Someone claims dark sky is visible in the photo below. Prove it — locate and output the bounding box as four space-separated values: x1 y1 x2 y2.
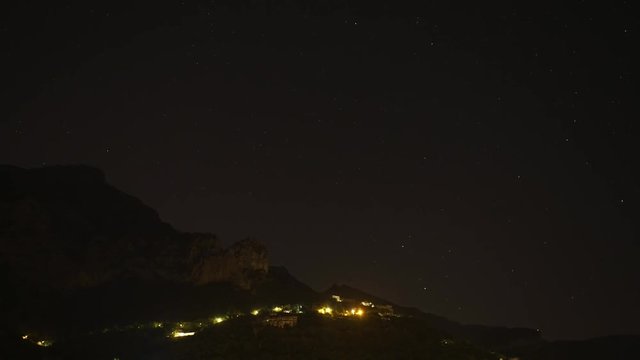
1 1 638 340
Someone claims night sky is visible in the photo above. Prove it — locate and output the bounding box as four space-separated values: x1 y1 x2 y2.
1 1 638 340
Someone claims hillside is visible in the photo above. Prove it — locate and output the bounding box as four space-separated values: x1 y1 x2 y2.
2 165 638 359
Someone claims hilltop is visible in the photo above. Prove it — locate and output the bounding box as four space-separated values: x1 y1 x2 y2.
1 165 638 359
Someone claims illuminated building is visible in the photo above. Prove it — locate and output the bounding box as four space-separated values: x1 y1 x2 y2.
264 315 298 328
36 340 54 347
317 306 333 315
212 316 226 324
171 331 195 338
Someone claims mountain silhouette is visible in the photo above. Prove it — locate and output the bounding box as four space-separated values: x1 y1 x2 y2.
1 165 638 359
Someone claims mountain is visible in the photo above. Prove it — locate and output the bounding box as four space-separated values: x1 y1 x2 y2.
0 164 268 290
0 165 270 335
509 335 640 360
254 266 320 304
2 165 638 359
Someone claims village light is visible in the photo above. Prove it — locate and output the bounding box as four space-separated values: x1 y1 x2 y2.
36 340 53 347
317 306 333 315
212 317 226 324
251 309 260 316
171 331 195 338
272 306 283 313
344 308 364 317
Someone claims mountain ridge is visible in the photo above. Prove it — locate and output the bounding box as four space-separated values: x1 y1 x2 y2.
2 165 638 359
0 164 268 290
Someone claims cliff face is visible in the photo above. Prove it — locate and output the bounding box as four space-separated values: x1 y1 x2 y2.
189 237 268 288
0 165 267 290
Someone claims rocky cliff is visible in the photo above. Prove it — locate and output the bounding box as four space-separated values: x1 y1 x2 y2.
0 165 268 290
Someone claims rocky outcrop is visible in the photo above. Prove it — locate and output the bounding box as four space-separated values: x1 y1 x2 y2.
189 238 268 289
0 165 268 290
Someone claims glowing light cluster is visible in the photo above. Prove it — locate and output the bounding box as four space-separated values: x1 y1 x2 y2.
251 309 260 316
344 308 365 317
171 331 195 338
212 316 226 324
21 335 53 347
272 306 283 313
36 340 54 347
317 306 333 315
